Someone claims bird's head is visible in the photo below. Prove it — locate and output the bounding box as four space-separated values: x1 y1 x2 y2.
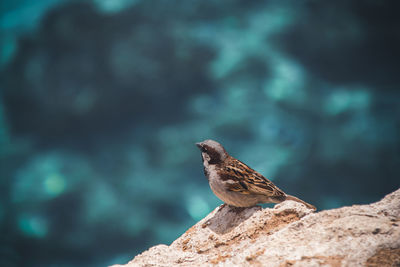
196 139 228 164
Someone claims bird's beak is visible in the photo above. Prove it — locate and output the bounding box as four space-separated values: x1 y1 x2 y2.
196 142 203 149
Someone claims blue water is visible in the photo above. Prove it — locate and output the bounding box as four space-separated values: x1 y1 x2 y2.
0 1 399 266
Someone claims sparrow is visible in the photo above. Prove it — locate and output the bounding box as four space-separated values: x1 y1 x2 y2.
196 139 316 210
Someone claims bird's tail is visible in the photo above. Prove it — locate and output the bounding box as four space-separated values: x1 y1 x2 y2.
285 195 316 211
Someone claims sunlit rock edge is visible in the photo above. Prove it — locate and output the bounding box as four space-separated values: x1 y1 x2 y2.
112 188 400 266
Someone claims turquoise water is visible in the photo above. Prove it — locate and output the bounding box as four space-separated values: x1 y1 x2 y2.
1 1 399 266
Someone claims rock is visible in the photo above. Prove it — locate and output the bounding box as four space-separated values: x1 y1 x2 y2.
113 189 400 266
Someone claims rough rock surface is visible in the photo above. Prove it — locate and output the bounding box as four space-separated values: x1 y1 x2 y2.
114 189 400 266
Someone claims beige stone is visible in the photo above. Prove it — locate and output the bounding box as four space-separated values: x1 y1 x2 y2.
113 188 400 266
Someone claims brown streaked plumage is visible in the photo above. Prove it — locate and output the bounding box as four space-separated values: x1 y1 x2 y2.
196 139 316 210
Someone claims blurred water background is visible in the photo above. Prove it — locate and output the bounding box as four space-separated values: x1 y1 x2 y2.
0 0 399 266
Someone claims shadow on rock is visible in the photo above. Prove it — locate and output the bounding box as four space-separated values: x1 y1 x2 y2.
204 204 261 235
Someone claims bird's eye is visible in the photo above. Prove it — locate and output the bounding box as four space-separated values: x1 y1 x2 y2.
202 147 208 152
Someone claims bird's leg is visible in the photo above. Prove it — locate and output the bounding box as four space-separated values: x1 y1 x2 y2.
228 206 246 213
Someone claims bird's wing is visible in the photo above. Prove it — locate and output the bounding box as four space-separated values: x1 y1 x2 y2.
223 159 285 198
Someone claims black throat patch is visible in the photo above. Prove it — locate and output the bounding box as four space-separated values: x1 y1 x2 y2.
206 146 223 165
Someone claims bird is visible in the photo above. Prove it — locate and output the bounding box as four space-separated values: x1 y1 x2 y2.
196 139 316 210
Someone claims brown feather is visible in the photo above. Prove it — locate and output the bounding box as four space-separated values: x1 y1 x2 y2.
219 156 286 198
